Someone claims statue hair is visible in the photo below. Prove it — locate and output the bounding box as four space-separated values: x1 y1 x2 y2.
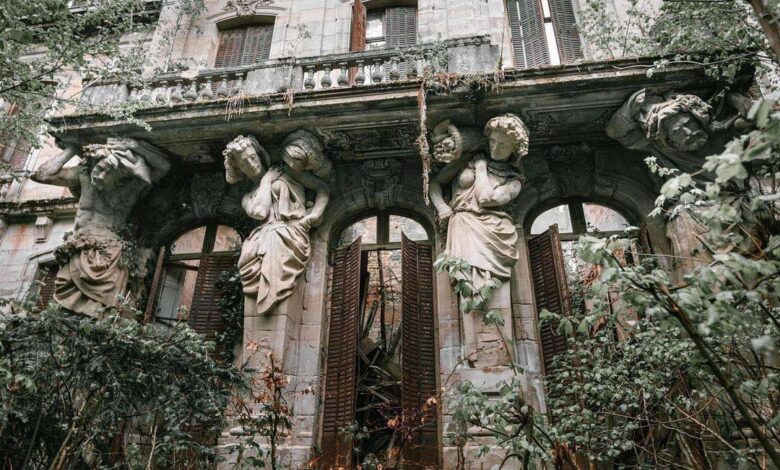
483 113 529 168
281 130 331 180
644 94 712 147
223 134 269 184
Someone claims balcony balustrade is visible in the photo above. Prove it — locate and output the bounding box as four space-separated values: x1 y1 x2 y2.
77 36 496 111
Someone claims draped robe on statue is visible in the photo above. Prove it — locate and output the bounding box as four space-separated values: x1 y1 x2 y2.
445 164 520 286
238 173 310 315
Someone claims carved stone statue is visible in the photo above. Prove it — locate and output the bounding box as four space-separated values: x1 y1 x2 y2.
31 138 171 315
224 131 331 316
430 114 527 285
606 88 752 170
430 114 528 366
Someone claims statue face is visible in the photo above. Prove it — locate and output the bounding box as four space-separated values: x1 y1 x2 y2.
281 143 307 171
662 113 708 151
90 159 124 189
488 130 515 161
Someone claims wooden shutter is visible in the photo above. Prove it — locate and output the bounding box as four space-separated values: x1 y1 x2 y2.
350 0 367 52
386 7 417 49
528 225 572 375
188 253 235 337
0 102 30 171
506 0 550 69
321 238 362 469
549 0 583 63
401 235 439 469
215 24 272 69
241 24 273 64
35 265 58 310
143 247 166 324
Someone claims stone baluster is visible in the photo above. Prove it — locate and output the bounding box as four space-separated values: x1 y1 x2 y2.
389 56 401 81
371 59 384 84
407 59 419 79
139 83 153 102
337 62 348 87
320 64 333 89
154 81 169 104
216 75 230 98
232 73 244 95
303 66 316 90
128 85 140 102
184 80 198 101
170 79 184 103
355 60 366 85
199 77 215 100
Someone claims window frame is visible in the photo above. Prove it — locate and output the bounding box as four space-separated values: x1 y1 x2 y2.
336 210 430 252
527 199 635 241
213 20 275 69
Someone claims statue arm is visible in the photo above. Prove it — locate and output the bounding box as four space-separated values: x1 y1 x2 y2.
30 144 80 188
291 168 330 228
430 158 466 218
130 139 171 182
474 160 521 207
244 167 280 220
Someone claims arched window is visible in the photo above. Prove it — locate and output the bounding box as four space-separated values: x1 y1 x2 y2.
321 212 437 468
214 20 274 68
152 224 241 336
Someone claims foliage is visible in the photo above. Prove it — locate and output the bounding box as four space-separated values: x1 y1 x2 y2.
226 352 292 470
0 300 244 469
0 0 157 148
579 0 776 83
216 266 245 364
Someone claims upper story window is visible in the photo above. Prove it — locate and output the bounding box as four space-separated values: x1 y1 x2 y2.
365 6 417 50
0 101 31 173
505 0 582 69
214 22 274 68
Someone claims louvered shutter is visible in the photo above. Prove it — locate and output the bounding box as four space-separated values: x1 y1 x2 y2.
506 0 550 69
549 0 583 63
528 225 572 375
241 24 273 65
386 7 417 49
401 235 439 469
188 253 235 337
143 248 166 323
321 238 362 469
0 102 30 171
35 265 58 310
214 28 245 68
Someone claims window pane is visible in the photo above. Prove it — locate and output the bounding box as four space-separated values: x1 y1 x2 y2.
366 11 384 40
389 215 427 242
340 217 377 246
544 22 561 65
170 227 206 255
583 204 629 233
156 259 200 321
530 205 573 235
213 225 241 252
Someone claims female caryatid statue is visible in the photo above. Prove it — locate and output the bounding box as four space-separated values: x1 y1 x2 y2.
224 131 331 316
430 114 528 291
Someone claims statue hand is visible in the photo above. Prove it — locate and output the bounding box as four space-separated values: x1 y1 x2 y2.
266 166 283 180
437 206 453 221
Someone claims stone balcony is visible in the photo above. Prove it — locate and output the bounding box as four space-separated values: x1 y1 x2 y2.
78 35 497 110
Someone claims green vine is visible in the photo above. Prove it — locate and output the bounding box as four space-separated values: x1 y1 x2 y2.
216 266 244 364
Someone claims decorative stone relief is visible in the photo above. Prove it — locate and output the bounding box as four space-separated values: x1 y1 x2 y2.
30 138 171 316
606 88 753 170
223 0 273 16
314 121 418 159
224 131 331 316
360 159 401 210
190 172 227 219
429 114 528 367
548 143 595 197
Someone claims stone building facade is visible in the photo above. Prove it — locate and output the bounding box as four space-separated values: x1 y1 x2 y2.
0 0 757 468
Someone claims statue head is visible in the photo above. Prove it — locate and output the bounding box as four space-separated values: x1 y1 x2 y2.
83 139 148 190
281 130 330 179
223 135 270 184
643 94 712 152
484 114 529 168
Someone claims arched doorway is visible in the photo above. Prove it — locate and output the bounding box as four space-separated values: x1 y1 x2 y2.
320 211 439 469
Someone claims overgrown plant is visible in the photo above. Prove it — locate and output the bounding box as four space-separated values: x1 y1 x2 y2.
0 300 244 469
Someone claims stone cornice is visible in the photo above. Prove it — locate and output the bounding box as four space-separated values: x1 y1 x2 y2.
0 197 78 221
